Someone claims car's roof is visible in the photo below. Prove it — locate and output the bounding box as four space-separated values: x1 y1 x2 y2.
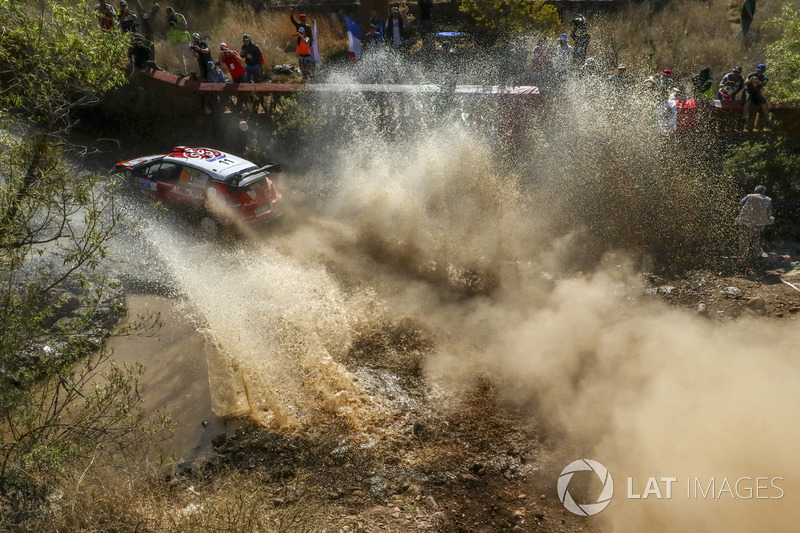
162 147 258 181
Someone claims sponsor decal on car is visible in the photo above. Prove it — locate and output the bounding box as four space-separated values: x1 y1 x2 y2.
139 178 158 191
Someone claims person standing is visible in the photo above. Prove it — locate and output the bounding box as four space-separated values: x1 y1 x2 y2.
218 43 247 83
118 0 138 33
741 0 756 40
94 0 116 30
552 33 573 84
570 14 590 66
736 185 773 262
718 66 744 100
294 27 312 82
289 8 313 43
165 6 192 74
386 7 404 47
190 33 213 80
742 63 771 131
241 34 263 83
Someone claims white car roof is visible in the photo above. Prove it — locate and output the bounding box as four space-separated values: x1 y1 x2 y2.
162 147 258 181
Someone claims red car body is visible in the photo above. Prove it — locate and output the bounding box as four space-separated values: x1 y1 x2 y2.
115 146 281 234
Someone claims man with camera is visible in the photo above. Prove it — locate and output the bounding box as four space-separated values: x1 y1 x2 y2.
742 63 772 131
190 33 213 80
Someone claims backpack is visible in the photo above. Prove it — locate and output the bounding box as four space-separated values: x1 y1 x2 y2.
256 43 266 65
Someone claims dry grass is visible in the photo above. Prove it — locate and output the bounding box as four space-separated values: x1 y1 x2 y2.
587 0 800 81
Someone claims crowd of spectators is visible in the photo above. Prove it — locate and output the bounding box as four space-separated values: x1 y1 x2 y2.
101 0 774 127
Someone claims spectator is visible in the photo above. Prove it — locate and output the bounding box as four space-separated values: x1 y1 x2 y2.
206 60 227 83
570 14 591 66
165 6 192 74
742 63 772 130
295 27 313 82
94 0 116 30
659 68 677 95
607 63 637 94
118 0 138 33
132 1 160 58
387 7 405 47
218 43 247 83
129 35 159 70
736 184 773 261
190 33 213 80
741 0 756 40
289 8 313 44
579 57 599 78
418 0 434 50
241 34 263 83
368 10 383 42
718 66 744 100
691 66 715 100
552 33 573 81
530 36 552 87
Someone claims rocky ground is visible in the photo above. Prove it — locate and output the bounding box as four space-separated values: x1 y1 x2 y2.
155 246 800 532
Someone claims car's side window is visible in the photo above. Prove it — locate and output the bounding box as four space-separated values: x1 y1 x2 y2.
179 166 211 188
141 162 161 179
154 163 181 184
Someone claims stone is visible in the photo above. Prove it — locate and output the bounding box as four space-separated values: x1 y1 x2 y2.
745 296 767 314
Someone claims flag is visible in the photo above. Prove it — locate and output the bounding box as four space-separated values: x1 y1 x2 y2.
312 20 320 64
343 15 361 61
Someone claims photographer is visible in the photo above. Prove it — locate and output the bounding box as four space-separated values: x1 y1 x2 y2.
742 63 772 131
190 33 213 80
570 14 590 66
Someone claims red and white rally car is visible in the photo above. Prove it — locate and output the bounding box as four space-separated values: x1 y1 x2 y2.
115 146 281 235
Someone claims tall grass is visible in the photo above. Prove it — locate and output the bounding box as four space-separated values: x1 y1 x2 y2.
586 0 800 82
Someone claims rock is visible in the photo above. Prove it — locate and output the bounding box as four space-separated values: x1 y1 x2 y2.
459 473 479 482
745 297 767 314
721 286 743 297
201 420 209 427
697 303 709 316
425 495 438 510
412 421 425 435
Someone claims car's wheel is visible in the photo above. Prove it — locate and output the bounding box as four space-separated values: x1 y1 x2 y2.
199 216 220 238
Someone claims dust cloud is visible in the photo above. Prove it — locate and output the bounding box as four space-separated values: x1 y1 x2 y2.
124 69 799 530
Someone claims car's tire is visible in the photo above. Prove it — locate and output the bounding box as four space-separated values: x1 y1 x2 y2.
199 216 220 238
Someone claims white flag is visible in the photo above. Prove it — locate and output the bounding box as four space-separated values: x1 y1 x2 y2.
312 20 321 64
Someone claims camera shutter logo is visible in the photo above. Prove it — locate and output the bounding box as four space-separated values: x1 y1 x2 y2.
557 459 614 516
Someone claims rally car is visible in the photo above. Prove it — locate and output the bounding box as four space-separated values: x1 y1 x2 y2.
115 146 281 236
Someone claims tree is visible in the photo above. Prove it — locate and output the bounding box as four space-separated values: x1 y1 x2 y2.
459 0 561 39
764 4 800 103
0 0 164 519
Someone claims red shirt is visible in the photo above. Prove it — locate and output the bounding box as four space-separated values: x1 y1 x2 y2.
219 50 245 79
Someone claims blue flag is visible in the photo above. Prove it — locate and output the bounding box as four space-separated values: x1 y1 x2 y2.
344 15 361 60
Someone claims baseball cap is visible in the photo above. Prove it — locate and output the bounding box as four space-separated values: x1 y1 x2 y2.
732 66 742 73
662 68 671 74
558 33 568 41
757 63 766 70
617 63 626 69
220 43 228 50
207 60 214 68
299 13 307 19
243 34 250 40
192 32 200 39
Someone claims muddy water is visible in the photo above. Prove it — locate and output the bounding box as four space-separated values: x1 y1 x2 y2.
107 294 225 461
